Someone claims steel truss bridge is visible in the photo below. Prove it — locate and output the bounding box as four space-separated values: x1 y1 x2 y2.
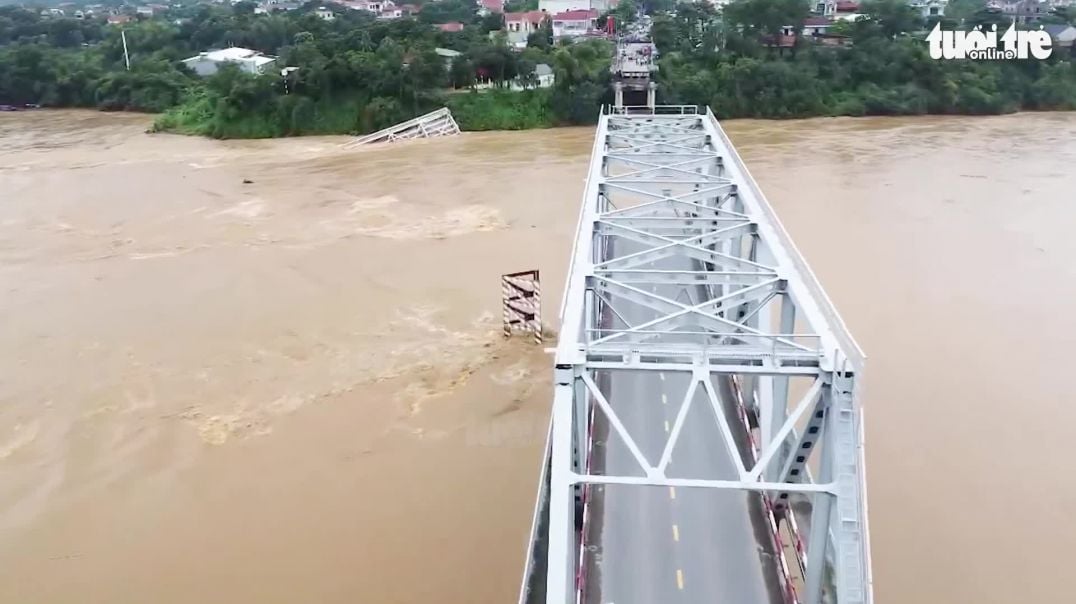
517 106 873 604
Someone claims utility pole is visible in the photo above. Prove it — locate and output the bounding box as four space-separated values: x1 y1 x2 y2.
121 29 130 71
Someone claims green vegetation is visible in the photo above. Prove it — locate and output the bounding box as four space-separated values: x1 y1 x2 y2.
1 0 1074 138
0 2 611 137
657 0 1076 118
446 88 554 130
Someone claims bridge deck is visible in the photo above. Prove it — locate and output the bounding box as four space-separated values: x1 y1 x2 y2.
520 106 872 604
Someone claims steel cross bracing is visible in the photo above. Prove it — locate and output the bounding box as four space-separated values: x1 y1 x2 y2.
529 107 873 604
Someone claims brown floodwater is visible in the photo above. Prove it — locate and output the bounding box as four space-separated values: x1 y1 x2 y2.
1 109 1074 604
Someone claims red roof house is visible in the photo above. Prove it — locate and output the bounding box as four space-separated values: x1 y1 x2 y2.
438 21 466 32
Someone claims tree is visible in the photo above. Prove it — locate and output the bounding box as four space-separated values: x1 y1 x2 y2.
449 56 475 88
614 0 639 27
723 0 808 38
860 0 924 38
527 19 552 49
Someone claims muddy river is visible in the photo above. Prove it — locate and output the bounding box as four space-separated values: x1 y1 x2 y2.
1 110 1074 603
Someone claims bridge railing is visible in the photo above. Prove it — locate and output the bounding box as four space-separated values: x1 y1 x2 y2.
704 106 874 603
703 107 864 370
605 104 699 115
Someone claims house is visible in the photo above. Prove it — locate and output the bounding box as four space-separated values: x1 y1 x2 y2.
801 16 834 36
435 47 462 61
135 6 155 16
814 0 837 16
817 33 854 47
477 0 504 16
380 5 404 18
438 21 466 32
106 14 132 24
1042 23 1076 49
533 63 555 88
539 0 617 13
347 0 396 13
1001 0 1074 23
434 47 462 72
505 11 548 48
551 9 598 40
314 6 335 19
474 63 556 90
181 48 278 76
908 0 947 17
831 0 863 19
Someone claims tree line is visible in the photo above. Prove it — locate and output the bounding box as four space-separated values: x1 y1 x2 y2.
0 2 612 136
1 0 1074 137
655 0 1076 117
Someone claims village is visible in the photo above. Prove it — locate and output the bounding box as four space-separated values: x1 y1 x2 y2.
28 0 1076 56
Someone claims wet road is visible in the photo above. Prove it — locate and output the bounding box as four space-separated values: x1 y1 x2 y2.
593 243 785 604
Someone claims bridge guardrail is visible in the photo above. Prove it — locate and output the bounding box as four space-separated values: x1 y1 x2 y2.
704 107 874 603
605 105 699 115
704 107 865 371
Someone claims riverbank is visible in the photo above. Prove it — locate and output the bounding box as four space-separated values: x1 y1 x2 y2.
149 83 1076 140
152 88 562 138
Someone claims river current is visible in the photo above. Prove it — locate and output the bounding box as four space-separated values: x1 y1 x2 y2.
1 110 1074 603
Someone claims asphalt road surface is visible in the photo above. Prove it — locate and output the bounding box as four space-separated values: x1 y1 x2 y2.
586 241 786 604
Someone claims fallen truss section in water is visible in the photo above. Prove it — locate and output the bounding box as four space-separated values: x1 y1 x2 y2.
518 105 874 604
344 107 460 147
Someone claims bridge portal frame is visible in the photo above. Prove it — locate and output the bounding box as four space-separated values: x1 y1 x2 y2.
524 106 873 604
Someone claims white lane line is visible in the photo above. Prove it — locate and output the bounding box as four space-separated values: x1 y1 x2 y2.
664 420 670 433
661 393 668 405
659 372 666 382
672 524 680 542
676 569 684 590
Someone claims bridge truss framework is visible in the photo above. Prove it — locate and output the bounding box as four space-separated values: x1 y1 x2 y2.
519 106 873 604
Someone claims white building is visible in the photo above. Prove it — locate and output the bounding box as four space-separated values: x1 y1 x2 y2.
909 0 947 17
1043 23 1076 48
314 6 336 19
551 9 598 40
505 11 548 48
539 0 616 13
181 48 278 77
814 0 837 15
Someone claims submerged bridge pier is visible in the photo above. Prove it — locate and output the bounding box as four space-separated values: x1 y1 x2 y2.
518 106 873 604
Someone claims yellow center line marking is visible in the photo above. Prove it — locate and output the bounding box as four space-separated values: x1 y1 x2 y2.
669 486 676 499
664 420 670 433
676 569 684 590
672 524 680 542
661 393 668 404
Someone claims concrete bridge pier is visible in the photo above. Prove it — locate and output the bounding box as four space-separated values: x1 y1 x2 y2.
614 82 624 108
646 82 656 109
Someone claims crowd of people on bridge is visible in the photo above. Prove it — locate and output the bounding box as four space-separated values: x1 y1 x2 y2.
617 44 655 71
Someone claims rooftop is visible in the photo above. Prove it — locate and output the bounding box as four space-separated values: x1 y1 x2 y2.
185 48 277 67
1042 23 1076 36
505 10 547 23
552 9 599 20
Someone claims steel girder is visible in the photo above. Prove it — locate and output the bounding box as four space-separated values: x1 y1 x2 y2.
520 107 872 604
